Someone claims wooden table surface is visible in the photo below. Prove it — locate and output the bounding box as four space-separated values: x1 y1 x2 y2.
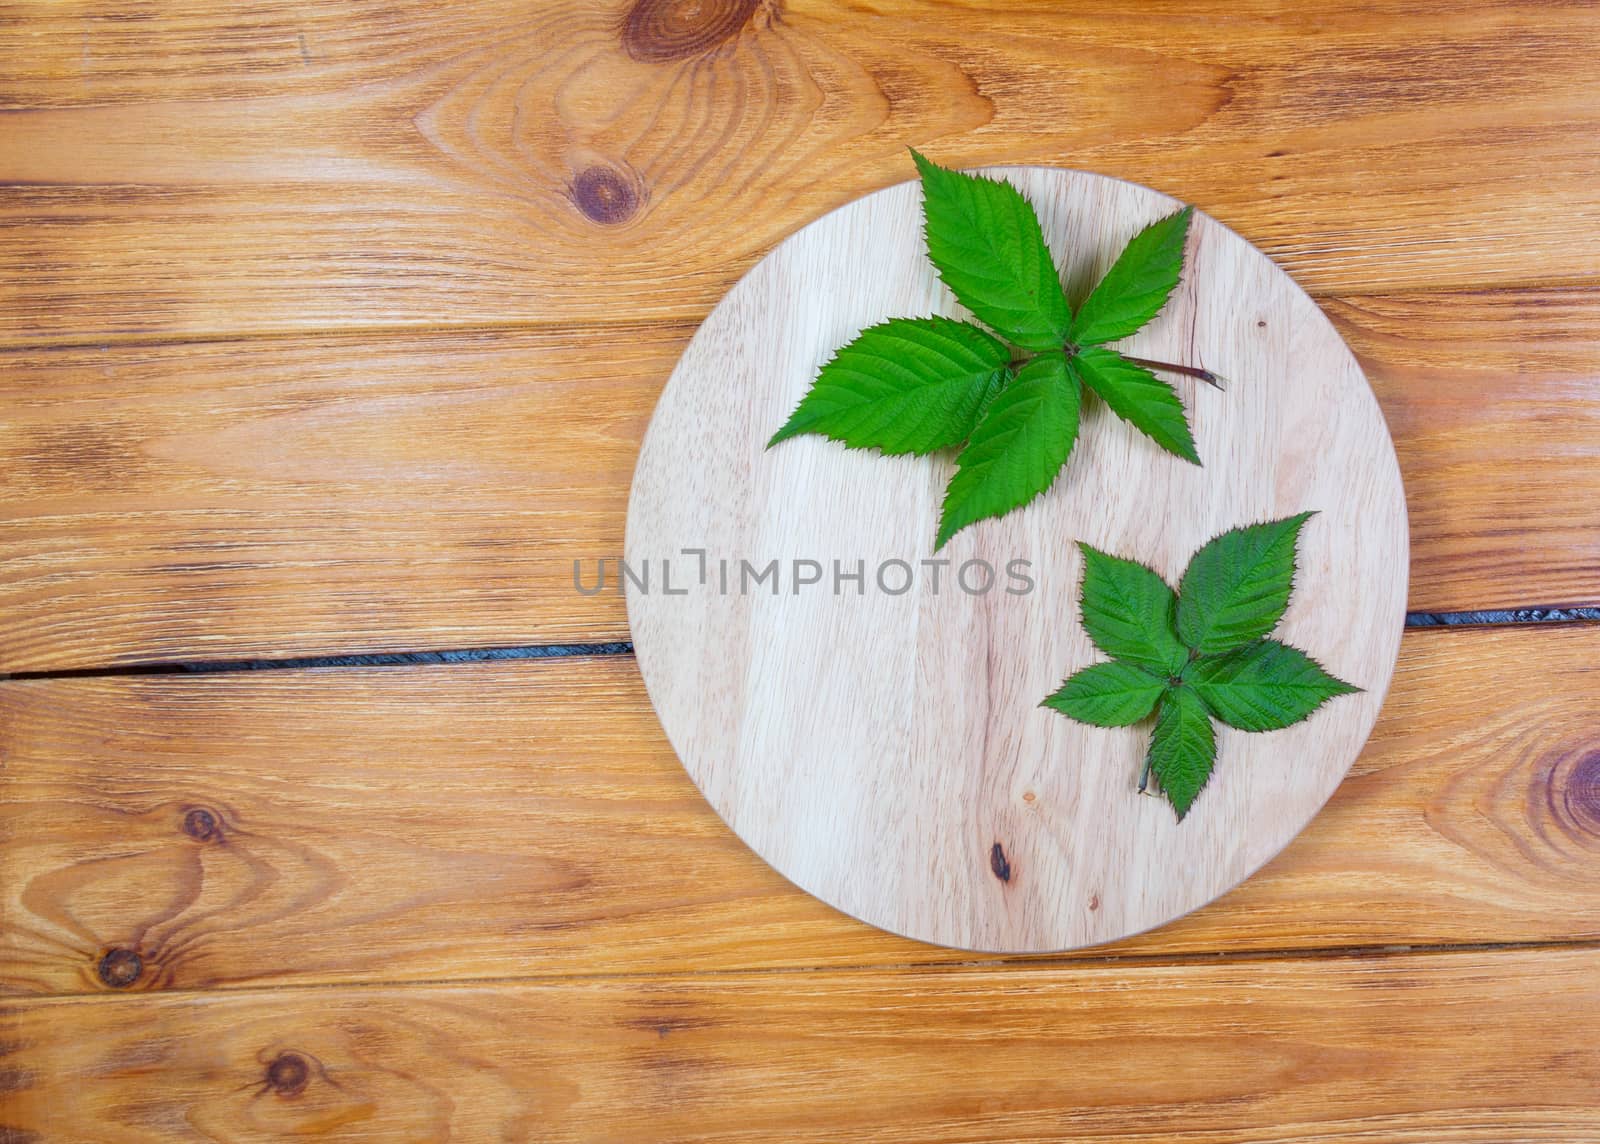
2 1 1598 1140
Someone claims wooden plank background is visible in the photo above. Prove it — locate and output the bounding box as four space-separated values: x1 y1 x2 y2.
5 949 1599 1142
2 0 1599 1139
2 625 1598 996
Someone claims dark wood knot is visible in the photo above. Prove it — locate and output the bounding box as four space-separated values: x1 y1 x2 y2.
571 165 640 225
989 842 1012 883
1560 750 1600 836
620 0 762 62
265 1052 310 1097
182 807 221 842
97 948 142 988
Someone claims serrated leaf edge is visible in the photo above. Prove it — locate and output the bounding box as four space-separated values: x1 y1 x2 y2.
909 148 1070 351
1073 540 1188 674
765 315 1013 454
1175 511 1317 655
1186 640 1364 731
1038 659 1167 727
1068 205 1195 348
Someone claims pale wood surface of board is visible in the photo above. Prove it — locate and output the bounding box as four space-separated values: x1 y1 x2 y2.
627 167 1408 951
3 0 1600 1139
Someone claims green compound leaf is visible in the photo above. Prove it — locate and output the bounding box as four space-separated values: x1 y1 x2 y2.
1041 660 1166 727
1187 639 1362 732
1071 346 1199 464
1068 206 1193 347
911 150 1072 351
1176 513 1313 655
935 352 1079 549
1077 543 1188 675
1145 685 1217 821
767 317 1011 455
1045 517 1362 822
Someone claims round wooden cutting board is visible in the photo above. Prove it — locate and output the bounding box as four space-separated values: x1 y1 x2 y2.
625 167 1408 952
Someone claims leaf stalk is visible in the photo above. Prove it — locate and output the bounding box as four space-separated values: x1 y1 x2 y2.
1008 351 1226 391
1118 354 1228 391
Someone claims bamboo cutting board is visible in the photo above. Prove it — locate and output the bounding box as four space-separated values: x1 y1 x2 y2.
625 167 1408 952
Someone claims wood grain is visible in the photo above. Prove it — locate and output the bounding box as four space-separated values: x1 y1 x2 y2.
1331 287 1600 610
2 285 1595 673
4 1 1600 344
3 1 1598 1134
626 166 1408 951
0 325 674 672
3 626 1597 994
5 947 1600 1142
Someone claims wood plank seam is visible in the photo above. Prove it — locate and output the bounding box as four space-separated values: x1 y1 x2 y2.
8 947 1600 1142
4 626 1597 993
4 279 1596 671
9 937 1600 1008
4 610 1599 684
1404 607 1600 628
0 641 638 683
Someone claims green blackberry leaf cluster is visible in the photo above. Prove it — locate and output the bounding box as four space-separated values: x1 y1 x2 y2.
769 150 1204 549
1042 515 1361 820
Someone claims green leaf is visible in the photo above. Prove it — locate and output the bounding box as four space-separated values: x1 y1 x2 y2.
1076 543 1188 675
767 317 1011 454
1145 686 1216 821
1042 661 1165 727
1187 639 1361 731
1175 513 1313 655
1068 206 1193 347
911 150 1072 351
1070 346 1199 464
934 352 1078 549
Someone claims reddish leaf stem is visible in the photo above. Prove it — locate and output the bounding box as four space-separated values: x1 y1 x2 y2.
1011 350 1228 390
1119 354 1228 391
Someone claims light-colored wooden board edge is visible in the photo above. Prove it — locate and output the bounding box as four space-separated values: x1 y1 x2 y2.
2 625 1597 995
4 946 1600 1143
3 2 1600 344
1 284 1598 673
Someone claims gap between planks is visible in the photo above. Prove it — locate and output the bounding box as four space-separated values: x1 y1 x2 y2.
10 937 1600 1009
1 610 1597 683
6 620 1593 998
